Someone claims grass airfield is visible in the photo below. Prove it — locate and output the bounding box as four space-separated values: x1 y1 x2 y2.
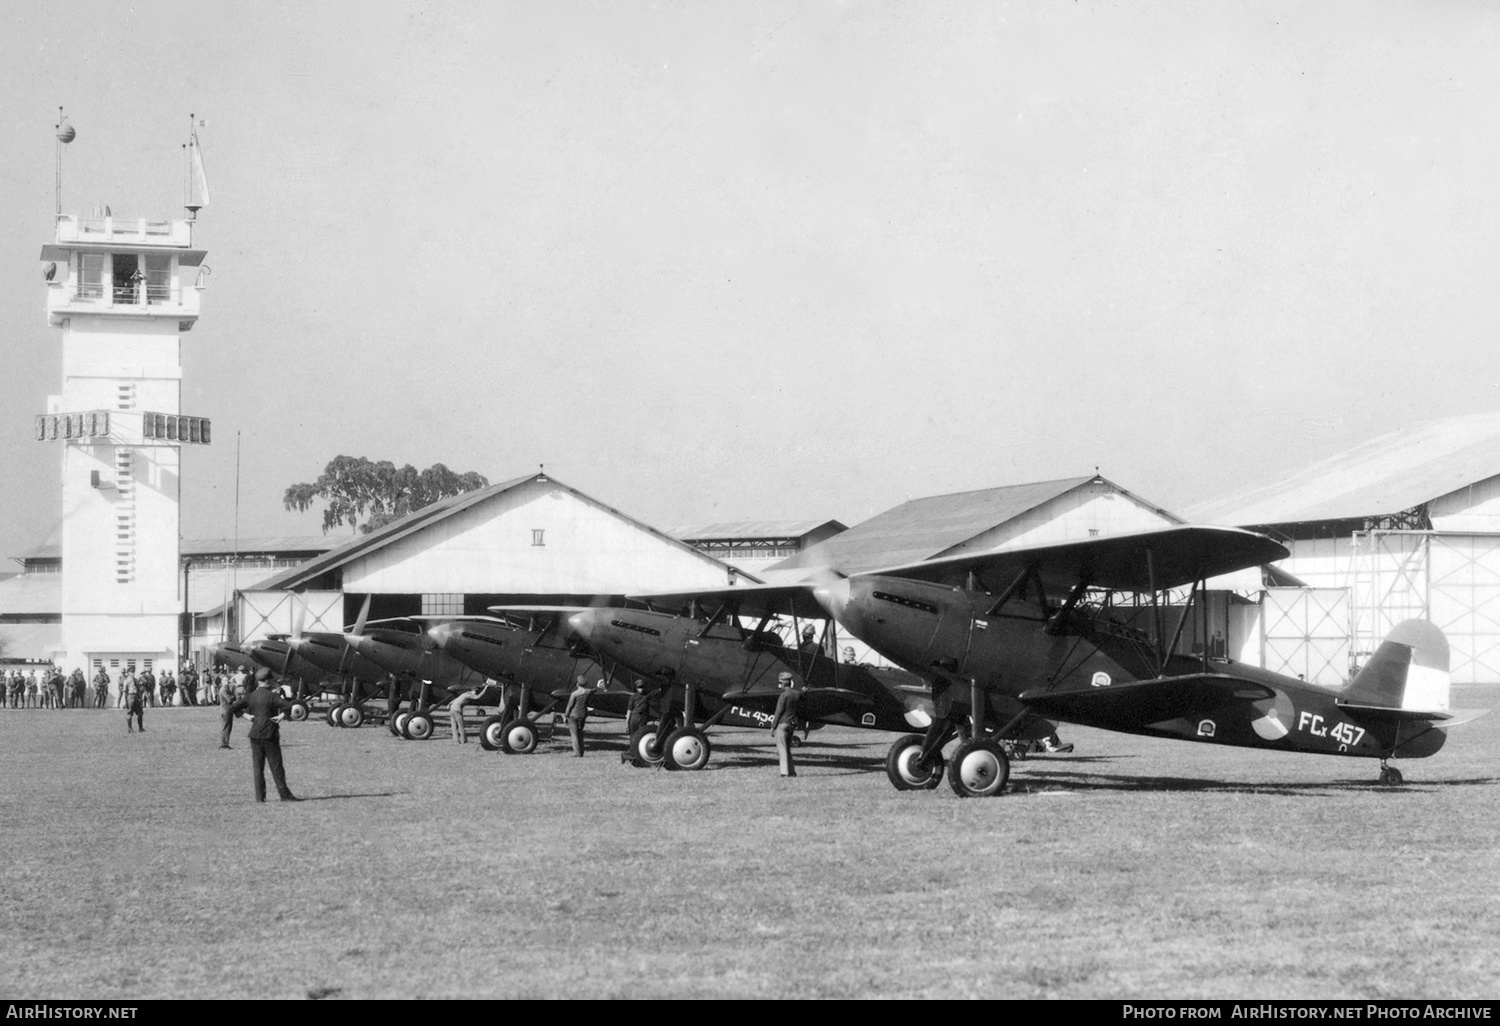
1 686 1496 1001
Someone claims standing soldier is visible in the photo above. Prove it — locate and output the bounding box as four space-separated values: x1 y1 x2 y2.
92 666 110 708
218 668 240 749
123 669 145 732
771 671 802 778
223 667 302 803
563 675 594 757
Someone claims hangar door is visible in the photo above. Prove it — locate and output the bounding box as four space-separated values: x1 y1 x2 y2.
236 590 344 644
1428 534 1500 685
1261 588 1350 687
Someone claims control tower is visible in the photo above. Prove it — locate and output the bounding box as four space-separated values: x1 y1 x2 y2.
38 211 210 678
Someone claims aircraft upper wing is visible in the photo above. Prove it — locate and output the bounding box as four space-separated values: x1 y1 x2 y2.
619 583 831 621
865 526 1288 593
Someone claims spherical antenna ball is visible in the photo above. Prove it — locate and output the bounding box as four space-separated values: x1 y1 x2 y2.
56 124 76 143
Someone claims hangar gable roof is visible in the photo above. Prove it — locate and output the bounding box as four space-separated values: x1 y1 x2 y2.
1185 413 1500 527
773 476 1172 574
254 472 755 591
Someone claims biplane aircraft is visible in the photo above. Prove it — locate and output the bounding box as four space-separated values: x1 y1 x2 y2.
423 612 634 752
629 526 1478 796
560 602 1060 770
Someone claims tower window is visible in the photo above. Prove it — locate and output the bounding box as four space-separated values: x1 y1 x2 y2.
77 254 104 299
531 530 545 547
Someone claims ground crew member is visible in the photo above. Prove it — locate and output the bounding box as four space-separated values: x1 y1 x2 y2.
224 666 301 803
218 670 239 749
771 671 801 777
564 675 594 757
621 679 651 763
92 668 110 708
447 684 485 744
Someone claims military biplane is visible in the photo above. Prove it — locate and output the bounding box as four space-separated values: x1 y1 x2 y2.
630 526 1480 795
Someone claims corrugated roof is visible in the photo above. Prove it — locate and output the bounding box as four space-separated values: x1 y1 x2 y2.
0 623 62 661
15 536 338 563
772 476 1099 574
1185 412 1500 526
0 574 61 616
665 520 847 541
252 472 756 591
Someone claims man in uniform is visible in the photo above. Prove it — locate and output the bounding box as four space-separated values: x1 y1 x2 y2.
92 667 110 709
122 669 144 732
564 675 595 757
218 668 240 749
621 678 651 763
224 666 302 803
771 671 802 778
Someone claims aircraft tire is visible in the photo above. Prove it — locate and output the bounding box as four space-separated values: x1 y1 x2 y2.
392 711 411 738
338 704 365 729
479 715 504 751
663 727 711 771
885 734 944 791
627 724 665 768
326 704 343 728
287 701 310 723
500 719 538 755
403 712 435 741
948 739 1009 798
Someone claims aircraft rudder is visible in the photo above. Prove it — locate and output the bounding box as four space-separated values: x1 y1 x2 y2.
1346 619 1450 714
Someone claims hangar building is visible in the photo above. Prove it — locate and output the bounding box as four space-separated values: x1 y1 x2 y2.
1187 413 1500 685
765 475 1274 667
666 520 847 580
222 472 748 647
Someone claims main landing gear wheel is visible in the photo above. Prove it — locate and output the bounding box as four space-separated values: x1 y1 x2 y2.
325 705 343 728
479 715 505 751
402 711 434 741
287 701 309 723
663 727 711 771
948 739 1010 798
500 719 538 755
337 704 365 729
627 724 665 768
885 734 945 791
1378 764 1405 787
391 710 412 738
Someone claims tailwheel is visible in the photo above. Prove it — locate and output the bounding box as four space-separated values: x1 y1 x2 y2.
500 719 538 755
627 723 665 768
403 711 434 741
326 704 343 728
287 701 310 723
948 739 1010 798
663 727 711 771
338 704 365 729
1377 762 1405 787
479 715 505 751
885 734 944 791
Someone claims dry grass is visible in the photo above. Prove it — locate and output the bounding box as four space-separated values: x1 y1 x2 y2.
1 685 1497 1000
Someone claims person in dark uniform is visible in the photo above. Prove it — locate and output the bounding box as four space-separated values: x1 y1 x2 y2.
620 678 651 764
224 666 302 803
218 669 239 749
771 671 801 778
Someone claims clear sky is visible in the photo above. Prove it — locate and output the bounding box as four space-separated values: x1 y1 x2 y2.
2 1 1497 559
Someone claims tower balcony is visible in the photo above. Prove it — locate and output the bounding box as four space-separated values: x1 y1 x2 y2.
46 278 202 328
55 215 195 248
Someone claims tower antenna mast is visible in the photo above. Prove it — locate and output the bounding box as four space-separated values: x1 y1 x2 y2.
54 106 75 216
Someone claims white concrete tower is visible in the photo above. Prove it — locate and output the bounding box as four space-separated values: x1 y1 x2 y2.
39 211 209 678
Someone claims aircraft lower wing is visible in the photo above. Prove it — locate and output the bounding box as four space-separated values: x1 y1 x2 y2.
720 686 874 721
1018 673 1277 729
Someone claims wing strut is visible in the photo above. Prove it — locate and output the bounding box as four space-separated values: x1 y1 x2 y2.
985 568 1032 617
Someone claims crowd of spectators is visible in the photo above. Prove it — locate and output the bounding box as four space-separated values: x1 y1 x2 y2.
0 662 241 709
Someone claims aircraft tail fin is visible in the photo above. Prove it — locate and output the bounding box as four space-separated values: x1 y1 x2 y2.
1342 620 1450 716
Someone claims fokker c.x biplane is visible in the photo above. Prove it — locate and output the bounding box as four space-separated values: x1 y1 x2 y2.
632 526 1481 796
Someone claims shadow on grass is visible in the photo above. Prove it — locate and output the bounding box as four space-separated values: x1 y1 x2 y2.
1009 768 1500 796
297 792 404 802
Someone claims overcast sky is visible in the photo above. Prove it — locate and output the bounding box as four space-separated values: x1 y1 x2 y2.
2 0 1497 559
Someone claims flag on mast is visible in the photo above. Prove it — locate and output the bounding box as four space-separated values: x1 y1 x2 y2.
190 129 211 207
